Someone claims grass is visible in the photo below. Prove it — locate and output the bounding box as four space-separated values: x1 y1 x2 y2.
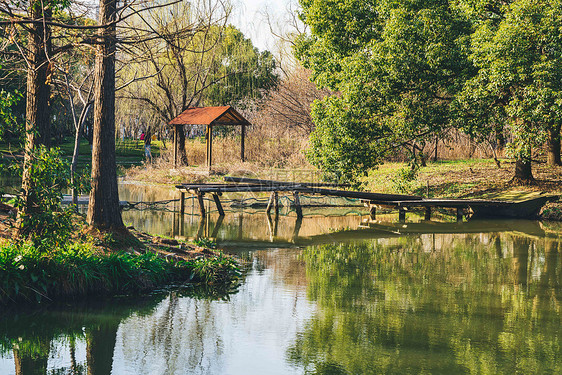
0 138 165 171
362 158 562 220
0 237 240 305
364 158 562 197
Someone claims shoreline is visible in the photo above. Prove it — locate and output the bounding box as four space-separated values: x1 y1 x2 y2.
0 223 242 306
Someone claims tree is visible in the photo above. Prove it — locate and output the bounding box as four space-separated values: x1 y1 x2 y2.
257 66 330 136
456 0 562 181
2 0 100 236
4 0 55 236
295 0 473 184
86 0 123 229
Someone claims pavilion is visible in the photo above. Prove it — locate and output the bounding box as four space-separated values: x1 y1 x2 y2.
168 106 251 169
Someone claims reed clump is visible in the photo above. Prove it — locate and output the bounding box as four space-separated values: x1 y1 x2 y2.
0 239 240 305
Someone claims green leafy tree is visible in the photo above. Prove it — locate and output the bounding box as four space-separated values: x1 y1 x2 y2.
12 147 75 248
295 0 473 185
456 0 562 181
205 26 278 107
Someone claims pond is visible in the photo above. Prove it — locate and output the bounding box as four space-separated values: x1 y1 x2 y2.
1 183 562 374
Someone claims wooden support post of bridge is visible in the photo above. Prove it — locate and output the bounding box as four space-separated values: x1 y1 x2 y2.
266 192 275 214
211 215 224 238
399 208 406 223
197 216 206 239
180 192 185 216
456 207 464 222
212 193 225 216
196 192 206 217
424 207 431 221
293 191 303 218
266 192 280 215
292 216 303 243
369 204 376 220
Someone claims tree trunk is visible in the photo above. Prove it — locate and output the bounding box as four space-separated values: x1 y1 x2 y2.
15 3 51 237
35 7 52 149
87 0 124 230
13 348 49 375
86 323 118 375
513 157 534 183
512 236 530 285
495 125 505 156
176 124 188 166
13 337 50 375
547 124 561 166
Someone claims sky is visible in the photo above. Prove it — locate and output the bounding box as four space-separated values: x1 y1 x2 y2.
231 0 296 52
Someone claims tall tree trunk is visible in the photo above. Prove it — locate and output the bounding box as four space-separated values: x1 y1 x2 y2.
36 8 52 149
13 349 49 375
15 3 51 237
547 124 561 166
13 337 50 375
87 0 124 230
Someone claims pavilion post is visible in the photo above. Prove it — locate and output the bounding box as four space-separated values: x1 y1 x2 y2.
241 124 245 162
205 125 209 168
208 125 213 171
206 124 214 171
173 125 178 168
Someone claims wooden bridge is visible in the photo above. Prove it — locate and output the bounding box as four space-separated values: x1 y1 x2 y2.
175 177 557 221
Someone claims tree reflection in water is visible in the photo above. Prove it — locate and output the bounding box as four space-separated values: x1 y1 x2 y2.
0 231 561 374
288 233 562 374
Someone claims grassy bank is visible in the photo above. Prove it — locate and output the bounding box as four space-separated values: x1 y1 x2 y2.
0 231 240 305
364 159 562 220
124 157 562 220
0 138 165 171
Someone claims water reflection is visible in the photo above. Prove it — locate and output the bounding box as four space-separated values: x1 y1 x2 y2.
289 234 562 374
0 229 561 374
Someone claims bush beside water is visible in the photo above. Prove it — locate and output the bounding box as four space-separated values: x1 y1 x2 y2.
0 240 240 305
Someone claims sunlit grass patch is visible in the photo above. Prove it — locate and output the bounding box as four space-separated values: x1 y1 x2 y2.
0 239 240 305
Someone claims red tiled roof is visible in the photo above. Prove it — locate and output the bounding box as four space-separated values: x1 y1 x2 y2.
168 106 250 126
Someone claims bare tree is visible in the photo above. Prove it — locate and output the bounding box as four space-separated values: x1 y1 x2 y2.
256 66 329 136
117 0 232 166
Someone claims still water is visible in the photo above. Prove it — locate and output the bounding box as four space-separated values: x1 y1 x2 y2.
1 183 562 374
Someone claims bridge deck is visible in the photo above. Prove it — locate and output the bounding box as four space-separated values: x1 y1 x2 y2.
174 178 555 220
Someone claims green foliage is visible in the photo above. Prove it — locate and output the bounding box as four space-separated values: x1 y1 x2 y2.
192 237 217 249
0 89 23 140
289 236 562 374
190 251 240 284
298 0 562 183
455 0 562 160
13 147 75 246
205 26 279 107
0 239 240 304
391 164 419 194
297 0 473 185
